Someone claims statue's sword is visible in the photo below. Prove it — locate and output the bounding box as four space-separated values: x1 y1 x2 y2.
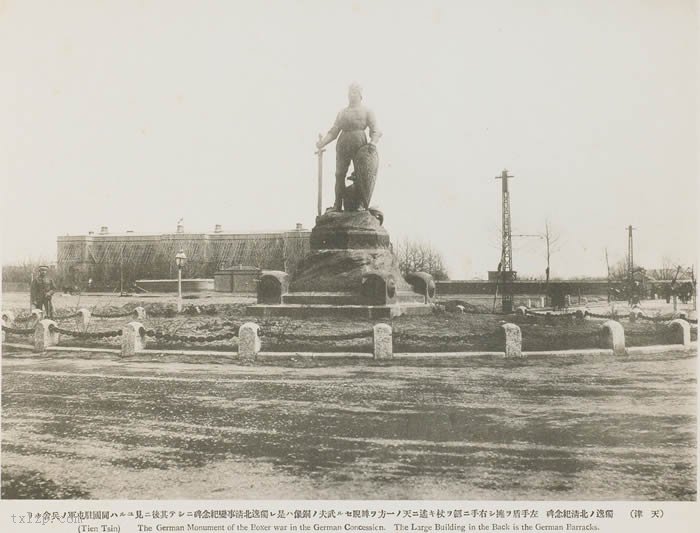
315 133 325 217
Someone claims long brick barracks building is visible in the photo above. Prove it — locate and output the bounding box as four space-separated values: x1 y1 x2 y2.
56 223 687 299
57 223 310 290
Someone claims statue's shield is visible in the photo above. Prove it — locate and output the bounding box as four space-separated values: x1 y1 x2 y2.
352 144 379 209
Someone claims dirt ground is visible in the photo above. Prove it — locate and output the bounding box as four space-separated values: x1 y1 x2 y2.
1 349 695 500
2 290 696 315
1 291 697 500
1 291 696 353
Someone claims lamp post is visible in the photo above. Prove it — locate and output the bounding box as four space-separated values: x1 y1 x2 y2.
175 250 187 313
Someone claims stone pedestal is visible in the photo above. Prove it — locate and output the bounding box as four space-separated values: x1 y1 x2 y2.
668 319 690 347
600 320 626 355
122 322 146 356
248 210 432 318
501 323 523 358
78 308 91 329
34 319 59 352
239 322 261 360
373 323 393 359
310 210 390 250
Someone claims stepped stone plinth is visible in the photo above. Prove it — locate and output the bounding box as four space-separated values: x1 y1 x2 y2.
247 210 434 318
310 210 390 250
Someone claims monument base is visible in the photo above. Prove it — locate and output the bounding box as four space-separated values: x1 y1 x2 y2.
290 249 410 293
249 210 435 318
309 210 390 250
247 302 433 319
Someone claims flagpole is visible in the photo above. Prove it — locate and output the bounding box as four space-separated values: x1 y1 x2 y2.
315 133 325 217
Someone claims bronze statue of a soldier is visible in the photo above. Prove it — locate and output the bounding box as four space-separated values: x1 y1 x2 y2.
316 83 382 212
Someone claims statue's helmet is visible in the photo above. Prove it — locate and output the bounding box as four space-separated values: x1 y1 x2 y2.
348 82 363 100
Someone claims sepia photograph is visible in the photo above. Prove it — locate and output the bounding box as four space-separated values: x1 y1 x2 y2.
0 0 697 508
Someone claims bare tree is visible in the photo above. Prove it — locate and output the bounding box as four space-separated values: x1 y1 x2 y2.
542 219 561 282
609 257 629 281
395 239 449 281
652 256 682 280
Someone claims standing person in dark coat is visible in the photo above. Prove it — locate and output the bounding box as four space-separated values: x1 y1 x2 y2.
31 266 56 318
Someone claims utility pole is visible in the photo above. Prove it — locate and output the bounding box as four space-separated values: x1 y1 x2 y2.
495 169 514 313
627 225 635 279
627 225 635 304
29 270 34 313
691 265 696 311
119 244 124 296
605 247 611 303
671 265 682 312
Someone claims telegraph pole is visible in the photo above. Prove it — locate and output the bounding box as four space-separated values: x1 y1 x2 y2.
119 244 124 296
627 225 635 279
691 265 696 311
627 225 635 304
495 169 514 313
605 247 611 303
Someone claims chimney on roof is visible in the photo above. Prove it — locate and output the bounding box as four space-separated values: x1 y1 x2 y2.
100 226 109 235
295 223 303 231
177 223 184 234
214 224 222 233
88 231 94 235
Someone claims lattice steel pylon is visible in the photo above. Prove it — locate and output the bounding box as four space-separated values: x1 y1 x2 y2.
495 169 514 313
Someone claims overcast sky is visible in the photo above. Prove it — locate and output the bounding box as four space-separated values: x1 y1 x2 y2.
1 0 697 279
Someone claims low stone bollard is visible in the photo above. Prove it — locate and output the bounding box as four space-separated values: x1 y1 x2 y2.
31 309 44 321
574 308 588 319
2 310 15 325
599 320 626 355
629 309 643 322
238 322 261 361
515 306 527 316
667 319 690 347
34 319 59 352
501 323 522 358
121 322 146 356
133 306 146 320
77 308 91 328
373 323 393 359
